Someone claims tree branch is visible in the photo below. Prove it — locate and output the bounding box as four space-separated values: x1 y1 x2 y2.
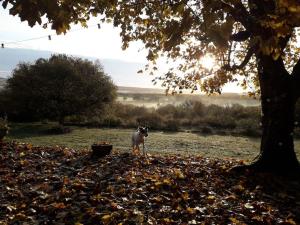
223 43 257 71
219 0 252 31
230 30 251 42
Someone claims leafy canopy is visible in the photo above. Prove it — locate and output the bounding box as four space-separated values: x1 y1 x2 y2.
2 0 300 94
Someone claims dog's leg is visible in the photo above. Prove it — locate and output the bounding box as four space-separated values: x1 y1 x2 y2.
136 145 140 154
142 142 146 156
131 141 135 154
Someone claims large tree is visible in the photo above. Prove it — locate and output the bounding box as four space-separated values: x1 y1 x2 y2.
0 54 116 124
2 0 300 173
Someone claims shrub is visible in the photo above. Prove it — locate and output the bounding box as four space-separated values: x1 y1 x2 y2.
204 115 237 129
2 55 116 124
0 118 8 140
201 126 213 134
237 118 261 137
192 101 205 117
136 112 163 130
205 104 223 117
101 116 122 127
163 119 179 131
156 104 177 117
46 125 72 134
114 103 148 119
240 127 261 137
180 118 193 127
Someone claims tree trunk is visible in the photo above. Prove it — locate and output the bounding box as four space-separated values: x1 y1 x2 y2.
250 55 300 173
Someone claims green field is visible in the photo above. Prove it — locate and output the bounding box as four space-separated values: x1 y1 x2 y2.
6 123 300 161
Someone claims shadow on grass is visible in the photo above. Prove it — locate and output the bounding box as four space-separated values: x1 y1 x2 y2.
7 122 71 139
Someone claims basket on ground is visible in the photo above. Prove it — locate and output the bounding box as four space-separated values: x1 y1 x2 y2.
91 142 112 157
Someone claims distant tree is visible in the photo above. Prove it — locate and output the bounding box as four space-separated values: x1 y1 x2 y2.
3 0 300 172
0 55 116 124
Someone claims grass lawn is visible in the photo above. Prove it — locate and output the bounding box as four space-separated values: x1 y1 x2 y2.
5 123 300 161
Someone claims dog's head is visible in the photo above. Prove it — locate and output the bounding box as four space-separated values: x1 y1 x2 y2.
138 126 149 137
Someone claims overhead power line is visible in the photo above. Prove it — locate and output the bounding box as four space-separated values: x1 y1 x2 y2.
1 23 101 48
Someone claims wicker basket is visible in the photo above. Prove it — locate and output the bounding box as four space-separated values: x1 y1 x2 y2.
91 143 112 157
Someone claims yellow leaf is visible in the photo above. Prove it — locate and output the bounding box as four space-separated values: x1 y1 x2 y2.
182 192 189 200
153 196 162 202
252 215 263 222
229 217 240 224
207 195 215 200
225 194 237 200
155 181 162 187
285 218 297 225
244 203 254 209
102 215 111 224
20 160 28 166
163 179 171 185
186 207 195 214
174 169 185 179
162 218 173 223
207 195 215 203
232 184 245 192
176 205 182 211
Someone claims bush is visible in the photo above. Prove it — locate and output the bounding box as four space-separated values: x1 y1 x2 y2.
46 125 72 134
180 118 193 127
204 115 237 129
163 119 179 131
1 55 116 124
240 127 261 137
101 116 122 127
136 112 163 130
156 104 177 117
0 118 8 140
192 101 205 117
205 104 223 117
201 126 213 134
114 103 148 119
237 118 261 137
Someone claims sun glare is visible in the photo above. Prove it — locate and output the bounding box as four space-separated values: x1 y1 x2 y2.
200 55 216 70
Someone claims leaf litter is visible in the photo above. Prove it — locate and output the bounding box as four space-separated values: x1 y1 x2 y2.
0 142 299 224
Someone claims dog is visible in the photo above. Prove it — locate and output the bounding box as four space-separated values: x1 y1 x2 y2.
131 126 148 155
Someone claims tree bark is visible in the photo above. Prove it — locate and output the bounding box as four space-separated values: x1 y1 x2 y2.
250 55 300 173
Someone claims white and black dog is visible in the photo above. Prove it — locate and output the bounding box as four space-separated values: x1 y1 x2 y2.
131 126 149 155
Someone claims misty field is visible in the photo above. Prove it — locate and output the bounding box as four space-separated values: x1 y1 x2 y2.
6 123 300 161
117 91 260 108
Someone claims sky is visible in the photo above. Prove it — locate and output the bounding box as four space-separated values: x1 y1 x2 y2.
0 7 243 92
0 8 148 63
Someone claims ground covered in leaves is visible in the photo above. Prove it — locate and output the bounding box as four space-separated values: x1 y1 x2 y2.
0 142 300 225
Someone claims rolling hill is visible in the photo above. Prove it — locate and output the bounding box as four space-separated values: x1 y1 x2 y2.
0 48 154 88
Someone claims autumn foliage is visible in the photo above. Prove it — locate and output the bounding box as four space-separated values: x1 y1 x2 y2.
0 142 299 224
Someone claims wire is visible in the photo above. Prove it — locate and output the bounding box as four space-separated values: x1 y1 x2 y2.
1 23 101 48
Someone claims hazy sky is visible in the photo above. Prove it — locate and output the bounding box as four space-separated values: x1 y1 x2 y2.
0 7 148 63
0 7 243 92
